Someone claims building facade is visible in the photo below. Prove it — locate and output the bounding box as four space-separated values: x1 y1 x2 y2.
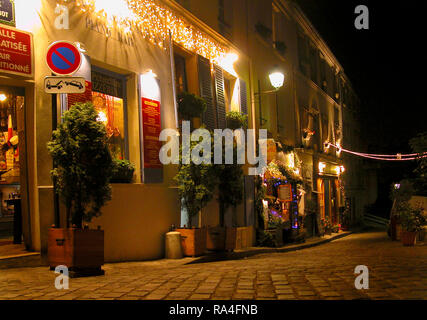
0 0 375 261
178 0 376 231
0 0 254 261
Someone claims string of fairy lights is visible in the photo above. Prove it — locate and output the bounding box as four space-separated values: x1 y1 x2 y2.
57 0 229 64
326 142 427 161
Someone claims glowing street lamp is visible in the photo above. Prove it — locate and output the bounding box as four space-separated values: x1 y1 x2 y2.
254 68 285 128
269 71 285 90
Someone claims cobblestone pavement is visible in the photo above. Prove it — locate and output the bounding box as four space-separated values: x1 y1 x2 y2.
0 231 426 300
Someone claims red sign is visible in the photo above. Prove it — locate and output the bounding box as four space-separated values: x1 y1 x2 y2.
67 81 92 109
0 24 33 77
141 97 162 169
67 54 92 109
46 41 81 75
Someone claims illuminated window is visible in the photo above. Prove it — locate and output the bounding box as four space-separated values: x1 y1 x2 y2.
91 68 127 160
174 54 188 95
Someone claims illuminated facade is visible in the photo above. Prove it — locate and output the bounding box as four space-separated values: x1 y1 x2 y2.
0 0 253 260
0 0 374 261
179 0 375 232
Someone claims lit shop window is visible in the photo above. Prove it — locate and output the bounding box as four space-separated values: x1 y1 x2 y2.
91 69 126 160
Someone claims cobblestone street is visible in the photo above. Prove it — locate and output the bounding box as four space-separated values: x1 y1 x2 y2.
0 231 426 300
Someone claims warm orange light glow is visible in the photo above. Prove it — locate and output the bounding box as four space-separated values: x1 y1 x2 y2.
319 162 326 173
71 0 230 63
218 53 238 76
15 0 42 31
0 94 7 102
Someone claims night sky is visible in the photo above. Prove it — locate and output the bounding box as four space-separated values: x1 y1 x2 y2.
295 1 426 215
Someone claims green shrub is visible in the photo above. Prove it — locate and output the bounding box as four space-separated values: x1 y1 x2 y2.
174 139 217 228
177 92 207 119
111 159 135 183
226 111 248 130
396 201 426 232
47 102 113 228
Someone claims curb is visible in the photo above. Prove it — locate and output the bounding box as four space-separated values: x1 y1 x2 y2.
188 231 354 264
234 231 354 257
0 253 43 270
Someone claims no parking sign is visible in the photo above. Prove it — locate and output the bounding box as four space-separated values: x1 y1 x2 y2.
46 41 81 76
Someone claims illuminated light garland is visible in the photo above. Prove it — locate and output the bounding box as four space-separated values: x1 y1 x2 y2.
58 0 229 64
326 143 427 161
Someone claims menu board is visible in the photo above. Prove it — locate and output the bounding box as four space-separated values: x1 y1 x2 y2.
141 97 162 169
278 184 292 202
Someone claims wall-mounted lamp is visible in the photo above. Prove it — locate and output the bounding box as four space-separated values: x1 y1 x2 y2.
269 71 285 90
140 70 160 101
254 68 285 128
0 93 7 102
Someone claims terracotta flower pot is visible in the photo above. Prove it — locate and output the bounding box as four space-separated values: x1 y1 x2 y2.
400 230 417 246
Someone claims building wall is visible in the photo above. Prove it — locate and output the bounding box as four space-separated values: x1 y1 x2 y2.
183 0 376 226
4 0 255 259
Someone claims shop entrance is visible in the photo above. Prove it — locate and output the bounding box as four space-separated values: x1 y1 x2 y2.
317 177 340 225
0 85 28 256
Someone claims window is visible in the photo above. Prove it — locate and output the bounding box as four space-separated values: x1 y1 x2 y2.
218 0 232 38
272 5 287 56
91 68 127 160
224 78 231 112
309 45 319 85
319 55 327 91
174 53 188 95
297 33 308 76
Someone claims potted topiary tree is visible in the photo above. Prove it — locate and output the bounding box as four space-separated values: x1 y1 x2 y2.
174 140 217 257
390 180 414 240
397 201 426 246
206 111 246 251
47 102 113 276
177 92 207 129
210 153 244 251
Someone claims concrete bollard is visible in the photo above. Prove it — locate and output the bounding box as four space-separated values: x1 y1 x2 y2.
165 231 183 259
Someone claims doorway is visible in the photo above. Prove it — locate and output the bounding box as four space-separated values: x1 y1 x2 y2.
317 177 339 224
0 85 29 256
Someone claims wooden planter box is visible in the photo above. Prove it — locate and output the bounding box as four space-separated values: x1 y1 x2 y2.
176 228 206 257
225 227 237 251
206 226 226 251
401 231 417 246
395 224 402 241
207 227 254 251
48 228 104 276
418 227 426 241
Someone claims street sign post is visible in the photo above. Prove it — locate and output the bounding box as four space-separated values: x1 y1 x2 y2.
46 41 82 76
44 76 86 94
46 40 83 229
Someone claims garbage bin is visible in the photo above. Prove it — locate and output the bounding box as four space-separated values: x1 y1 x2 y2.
165 231 183 259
